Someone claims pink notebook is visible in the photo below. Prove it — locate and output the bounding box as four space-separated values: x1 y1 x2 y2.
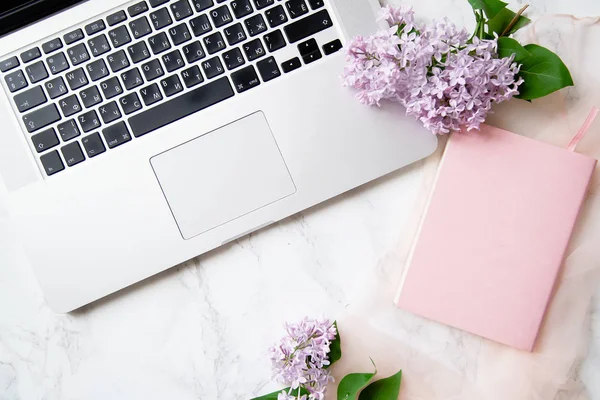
395 120 597 351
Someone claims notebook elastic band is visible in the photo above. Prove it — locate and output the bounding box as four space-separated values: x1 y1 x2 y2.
568 107 599 151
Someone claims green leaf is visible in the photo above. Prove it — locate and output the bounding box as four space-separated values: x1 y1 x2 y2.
516 44 574 100
358 370 403 400
497 37 531 62
467 0 508 18
251 387 309 400
486 8 530 36
328 321 342 368
337 360 377 400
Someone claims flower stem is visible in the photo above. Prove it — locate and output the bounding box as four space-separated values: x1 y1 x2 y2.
500 4 529 36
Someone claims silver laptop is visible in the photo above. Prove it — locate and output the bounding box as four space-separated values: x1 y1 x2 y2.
0 0 437 312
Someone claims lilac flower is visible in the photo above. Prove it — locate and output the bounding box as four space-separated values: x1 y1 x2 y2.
342 6 523 134
269 318 337 400
278 392 306 400
378 4 415 28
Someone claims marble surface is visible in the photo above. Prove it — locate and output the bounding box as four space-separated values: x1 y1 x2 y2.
2 0 600 399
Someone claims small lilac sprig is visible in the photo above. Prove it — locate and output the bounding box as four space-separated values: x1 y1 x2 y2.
269 318 337 400
342 5 523 134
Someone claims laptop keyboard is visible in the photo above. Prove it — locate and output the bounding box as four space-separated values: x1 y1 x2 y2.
0 0 343 177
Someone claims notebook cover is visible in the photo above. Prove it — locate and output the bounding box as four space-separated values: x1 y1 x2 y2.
395 125 597 351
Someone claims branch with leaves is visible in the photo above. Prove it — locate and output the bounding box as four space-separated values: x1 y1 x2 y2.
469 0 573 100
251 318 402 400
343 1 574 134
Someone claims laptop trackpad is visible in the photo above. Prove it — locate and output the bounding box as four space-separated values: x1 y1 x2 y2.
150 112 296 240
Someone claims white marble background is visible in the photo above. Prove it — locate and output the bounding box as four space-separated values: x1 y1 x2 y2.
2 0 600 399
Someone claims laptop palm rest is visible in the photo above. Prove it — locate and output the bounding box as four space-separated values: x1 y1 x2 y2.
150 111 296 240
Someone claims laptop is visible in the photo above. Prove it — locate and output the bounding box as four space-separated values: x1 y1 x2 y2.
0 0 437 312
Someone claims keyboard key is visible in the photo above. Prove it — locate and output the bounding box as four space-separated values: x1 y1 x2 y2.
100 76 123 99
67 43 91 65
107 50 130 72
169 23 192 45
57 119 80 141
25 61 48 83
231 0 253 19
150 0 169 6
82 133 106 157
193 0 214 12
44 76 68 99
40 150 64 176
256 56 281 82
88 34 112 57
14 85 46 112
102 121 132 148
99 101 122 124
231 65 260 93
160 75 184 96
141 59 165 80
222 48 245 70
66 68 88 90
286 0 308 18
298 37 321 64
281 56 301 73
121 67 144 90
190 14 212 37
4 70 27 92
119 92 143 114
170 0 193 20
253 0 274 10
148 32 171 54
130 16 153 39
129 76 233 137
32 128 59 153
109 26 132 48
323 39 342 55
284 9 332 43
150 7 173 30
183 41 205 63
308 0 324 8
80 86 103 108
201 56 224 79
20 47 41 63
1 56 19 73
86 59 109 81
181 65 203 88
42 38 63 54
23 104 61 132
210 5 233 27
107 10 128 26
46 52 70 74
162 49 185 72
64 29 84 45
224 23 246 45
128 41 151 63
243 38 266 61
139 83 163 105
245 14 267 36
264 30 286 52
128 1 149 17
265 5 287 27
85 20 106 36
203 32 226 54
78 110 102 132
58 94 82 117
61 141 86 167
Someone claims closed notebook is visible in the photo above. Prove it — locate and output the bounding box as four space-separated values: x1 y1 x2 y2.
395 120 597 351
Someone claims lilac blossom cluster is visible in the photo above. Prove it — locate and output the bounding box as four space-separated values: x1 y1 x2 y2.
269 318 338 400
342 5 523 134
